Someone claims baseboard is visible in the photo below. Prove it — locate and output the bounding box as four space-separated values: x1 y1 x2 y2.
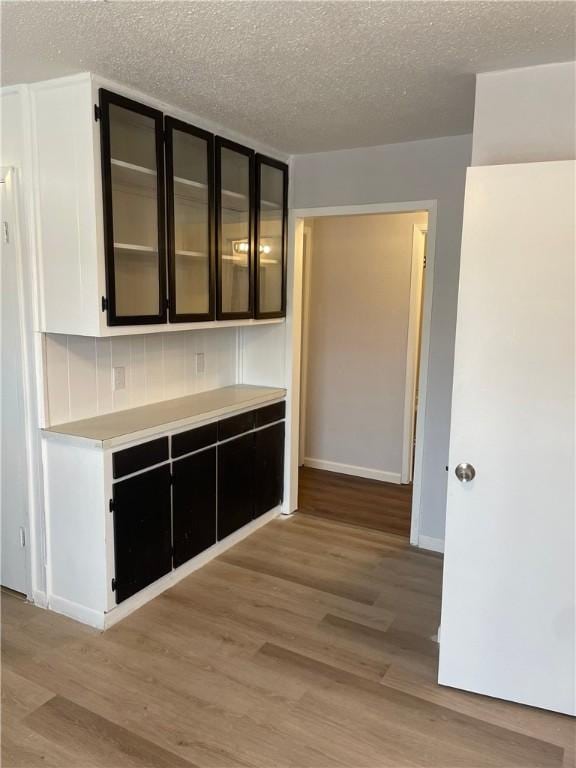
103 505 282 629
45 507 281 631
418 535 444 553
303 457 401 484
48 594 106 629
32 589 48 609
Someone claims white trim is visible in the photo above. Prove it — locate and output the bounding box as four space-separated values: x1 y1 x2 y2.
303 457 401 485
48 505 282 630
292 200 436 218
401 223 427 484
32 589 48 609
409 205 438 546
282 210 304 515
298 223 314 466
287 201 438 546
1 167 39 600
48 594 106 629
418 535 444 554
2 86 51 604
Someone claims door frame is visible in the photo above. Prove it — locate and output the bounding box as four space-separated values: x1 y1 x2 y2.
298 221 314 466
401 222 428 485
1 167 34 598
283 200 438 549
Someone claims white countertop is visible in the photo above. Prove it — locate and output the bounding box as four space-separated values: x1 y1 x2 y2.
42 385 286 449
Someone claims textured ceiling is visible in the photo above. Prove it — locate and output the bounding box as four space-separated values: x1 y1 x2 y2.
1 1 575 153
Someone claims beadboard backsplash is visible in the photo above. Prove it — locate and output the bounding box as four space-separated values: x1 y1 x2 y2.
44 329 238 426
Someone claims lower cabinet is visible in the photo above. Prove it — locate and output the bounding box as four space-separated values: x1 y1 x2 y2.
172 447 217 567
111 401 285 605
218 433 255 540
255 422 285 518
112 464 172 604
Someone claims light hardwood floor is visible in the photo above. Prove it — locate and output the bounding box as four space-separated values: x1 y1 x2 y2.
2 513 574 767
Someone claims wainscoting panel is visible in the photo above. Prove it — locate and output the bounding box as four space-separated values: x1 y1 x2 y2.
44 329 238 426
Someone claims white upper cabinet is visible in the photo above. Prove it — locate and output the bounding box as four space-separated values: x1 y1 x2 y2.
28 73 288 336
31 74 105 336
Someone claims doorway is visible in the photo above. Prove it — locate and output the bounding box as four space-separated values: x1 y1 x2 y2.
285 201 437 546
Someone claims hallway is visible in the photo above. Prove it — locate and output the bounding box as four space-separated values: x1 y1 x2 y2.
298 466 412 537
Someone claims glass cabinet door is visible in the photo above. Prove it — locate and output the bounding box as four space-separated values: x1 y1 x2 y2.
215 138 254 319
255 156 288 318
165 117 214 321
99 90 166 325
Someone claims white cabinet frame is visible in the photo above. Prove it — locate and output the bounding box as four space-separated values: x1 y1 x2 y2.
24 72 289 336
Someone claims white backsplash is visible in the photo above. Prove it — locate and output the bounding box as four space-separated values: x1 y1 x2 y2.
44 329 238 425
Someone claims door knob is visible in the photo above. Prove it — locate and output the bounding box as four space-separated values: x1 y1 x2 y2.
455 463 476 483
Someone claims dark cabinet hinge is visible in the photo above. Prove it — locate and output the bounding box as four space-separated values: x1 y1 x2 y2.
165 298 170 311
101 296 109 312
111 577 117 592
94 104 102 122
169 473 175 486
109 498 114 513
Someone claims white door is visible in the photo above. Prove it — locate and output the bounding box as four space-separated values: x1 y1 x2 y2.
1 169 29 594
439 161 575 716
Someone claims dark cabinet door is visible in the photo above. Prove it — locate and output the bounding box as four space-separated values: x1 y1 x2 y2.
215 138 255 319
112 464 172 603
165 117 215 322
99 89 167 326
172 447 217 567
255 422 285 518
217 433 255 540
254 156 288 319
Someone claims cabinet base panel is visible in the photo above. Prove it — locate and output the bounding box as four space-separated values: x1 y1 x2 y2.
47 594 108 630
45 505 282 630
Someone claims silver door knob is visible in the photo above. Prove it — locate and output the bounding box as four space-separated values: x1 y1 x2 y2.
455 463 476 483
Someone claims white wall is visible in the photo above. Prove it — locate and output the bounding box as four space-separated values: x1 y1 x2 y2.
292 134 472 542
472 62 576 166
2 170 30 592
303 212 427 482
1 86 47 600
44 328 238 425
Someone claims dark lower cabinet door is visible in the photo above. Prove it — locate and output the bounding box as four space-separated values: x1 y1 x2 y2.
172 447 216 567
217 433 255 540
255 422 285 518
112 464 172 604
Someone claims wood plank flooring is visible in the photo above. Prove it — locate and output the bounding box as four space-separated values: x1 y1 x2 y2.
2 513 574 767
298 466 412 536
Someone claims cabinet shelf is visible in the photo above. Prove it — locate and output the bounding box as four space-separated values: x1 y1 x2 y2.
171 177 248 210
174 176 209 205
114 243 157 253
175 249 207 258
174 175 207 191
222 254 249 266
111 159 157 191
221 188 249 214
223 188 247 201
